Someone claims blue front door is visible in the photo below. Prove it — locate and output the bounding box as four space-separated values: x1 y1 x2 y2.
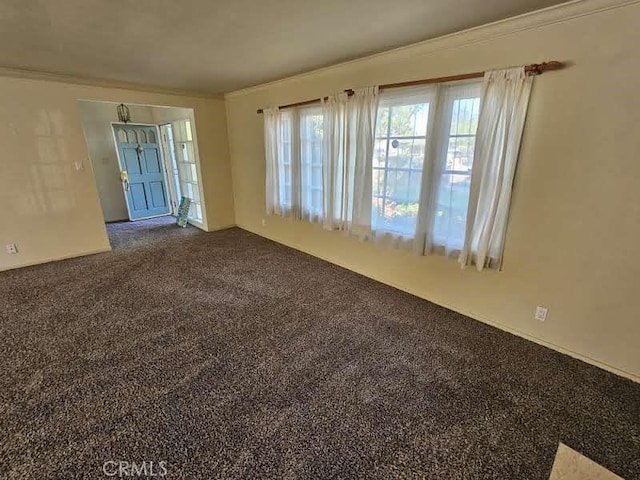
113 125 170 220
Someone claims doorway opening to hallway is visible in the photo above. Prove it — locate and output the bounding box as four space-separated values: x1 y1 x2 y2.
78 101 207 246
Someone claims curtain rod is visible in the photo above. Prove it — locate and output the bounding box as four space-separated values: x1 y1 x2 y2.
256 61 564 114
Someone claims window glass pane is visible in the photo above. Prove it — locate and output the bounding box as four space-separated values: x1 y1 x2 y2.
312 189 322 213
376 106 390 136
312 166 322 188
186 143 196 164
389 103 429 137
299 108 324 218
433 88 480 248
387 138 415 169
433 173 472 248
282 125 292 148
284 167 291 186
386 170 397 199
372 98 430 237
178 163 190 182
410 139 426 169
408 172 422 201
446 136 475 172
450 97 480 136
191 186 200 203
373 139 387 168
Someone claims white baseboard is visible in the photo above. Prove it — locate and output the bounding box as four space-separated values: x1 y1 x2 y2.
0 247 112 273
205 223 237 232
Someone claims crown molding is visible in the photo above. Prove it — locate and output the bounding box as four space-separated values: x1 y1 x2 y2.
0 66 225 100
225 0 640 99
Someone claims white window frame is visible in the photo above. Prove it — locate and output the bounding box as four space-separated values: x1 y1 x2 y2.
372 90 436 238
371 81 482 246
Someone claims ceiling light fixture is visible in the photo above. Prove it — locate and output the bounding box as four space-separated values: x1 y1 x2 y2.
117 103 131 123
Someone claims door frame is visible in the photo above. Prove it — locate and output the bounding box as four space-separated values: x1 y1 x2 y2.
110 122 173 221
158 123 181 216
157 119 207 230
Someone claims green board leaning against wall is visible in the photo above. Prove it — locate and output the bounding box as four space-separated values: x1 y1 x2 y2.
177 196 192 227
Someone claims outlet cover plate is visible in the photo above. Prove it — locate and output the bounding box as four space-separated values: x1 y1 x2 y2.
535 306 548 322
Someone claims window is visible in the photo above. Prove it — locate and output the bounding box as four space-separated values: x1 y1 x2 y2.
373 93 433 237
278 111 294 212
265 108 323 219
172 119 204 223
266 83 481 247
370 82 481 248
264 69 532 269
432 83 481 250
299 107 324 219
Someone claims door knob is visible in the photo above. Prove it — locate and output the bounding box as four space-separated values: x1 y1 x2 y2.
120 170 129 191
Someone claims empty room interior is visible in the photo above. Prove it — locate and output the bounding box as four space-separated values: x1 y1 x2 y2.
0 1 639 479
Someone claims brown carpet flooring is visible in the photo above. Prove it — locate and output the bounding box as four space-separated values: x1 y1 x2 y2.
1 217 639 479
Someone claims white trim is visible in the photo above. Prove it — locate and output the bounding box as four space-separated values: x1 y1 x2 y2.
112 121 158 127
236 223 640 384
0 247 112 272
187 218 207 232
0 65 223 99
159 124 180 215
125 213 172 222
205 223 237 232
225 0 640 98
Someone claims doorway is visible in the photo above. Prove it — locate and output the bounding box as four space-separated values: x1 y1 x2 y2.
78 100 208 240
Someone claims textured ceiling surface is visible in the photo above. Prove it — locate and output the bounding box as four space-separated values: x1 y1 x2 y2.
0 0 568 94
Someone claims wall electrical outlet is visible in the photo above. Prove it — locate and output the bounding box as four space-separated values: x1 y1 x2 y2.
535 306 548 322
5 244 18 255
261 219 267 227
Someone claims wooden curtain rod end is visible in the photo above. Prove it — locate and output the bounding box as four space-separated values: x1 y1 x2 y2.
528 61 565 75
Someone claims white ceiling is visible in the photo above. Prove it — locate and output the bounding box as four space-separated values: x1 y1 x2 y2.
0 0 568 95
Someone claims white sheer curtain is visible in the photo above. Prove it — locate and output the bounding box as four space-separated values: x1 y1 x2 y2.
322 86 379 234
459 67 533 271
349 86 379 236
322 92 349 230
416 81 482 257
263 107 293 215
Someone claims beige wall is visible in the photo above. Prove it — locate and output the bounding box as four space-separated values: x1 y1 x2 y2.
225 1 640 380
150 105 192 125
0 76 234 271
79 102 155 222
